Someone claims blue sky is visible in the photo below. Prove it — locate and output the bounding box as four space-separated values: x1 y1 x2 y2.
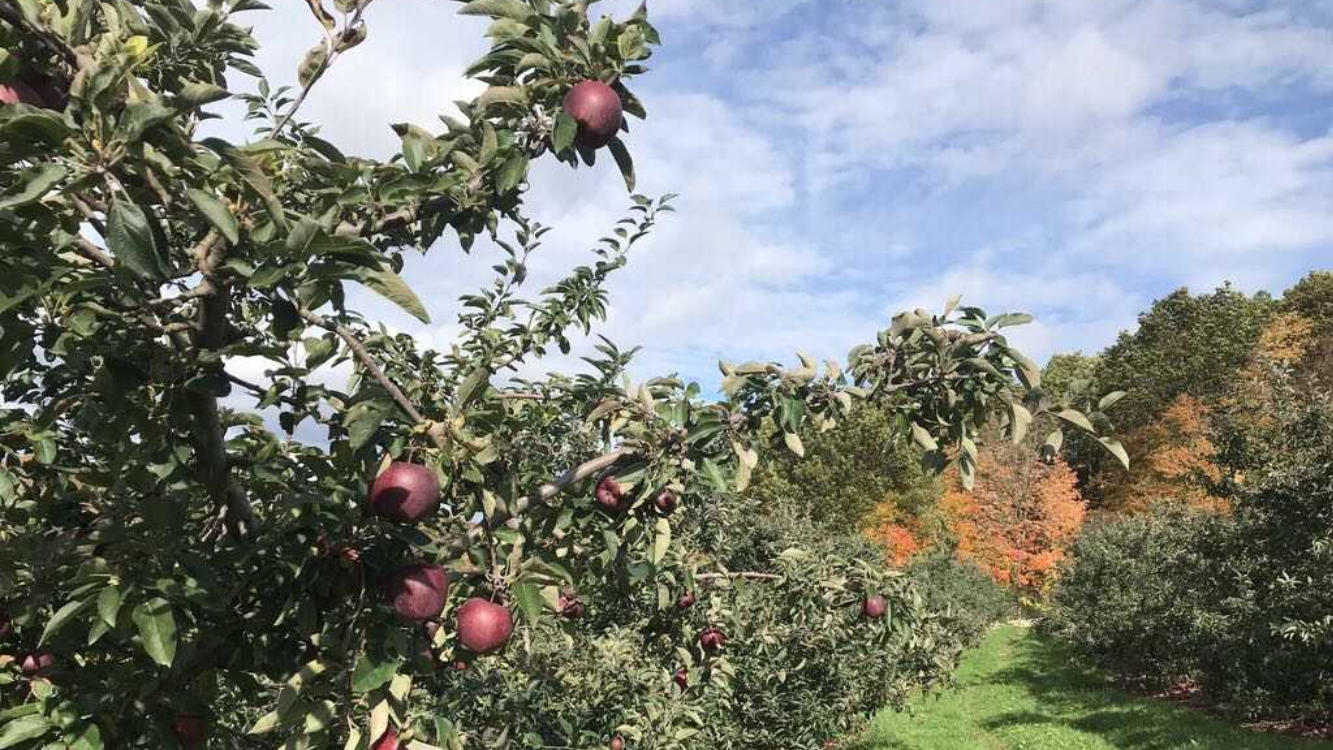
222 0 1333 391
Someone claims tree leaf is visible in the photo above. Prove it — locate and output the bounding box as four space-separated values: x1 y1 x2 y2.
513 582 542 626
552 111 577 154
0 163 64 210
186 189 240 244
107 197 166 279
458 0 533 21
0 716 50 749
607 136 635 192
1098 437 1131 469
1055 409 1095 434
356 268 431 324
782 430 805 458
651 517 671 565
1098 390 1128 411
496 151 529 194
351 652 398 693
910 422 938 451
39 598 91 645
97 586 121 627
132 598 177 667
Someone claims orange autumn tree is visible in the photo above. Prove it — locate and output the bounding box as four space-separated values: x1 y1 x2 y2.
1097 393 1229 514
937 441 1086 598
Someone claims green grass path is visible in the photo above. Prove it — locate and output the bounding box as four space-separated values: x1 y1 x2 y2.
856 625 1333 750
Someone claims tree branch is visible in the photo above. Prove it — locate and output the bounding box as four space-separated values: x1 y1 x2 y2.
298 308 441 446
696 572 786 582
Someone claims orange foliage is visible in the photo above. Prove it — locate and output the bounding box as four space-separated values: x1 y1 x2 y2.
864 503 924 567
937 443 1085 597
1100 394 1229 514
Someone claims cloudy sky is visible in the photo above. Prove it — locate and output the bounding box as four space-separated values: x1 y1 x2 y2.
220 0 1333 389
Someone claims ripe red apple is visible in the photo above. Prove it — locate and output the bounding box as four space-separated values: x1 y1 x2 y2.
368 462 440 523
371 727 400 750
388 564 449 622
673 667 688 689
171 713 208 748
653 489 678 515
0 79 45 107
698 627 727 651
609 737 625 750
676 591 696 610
562 80 624 149
452 659 468 672
862 594 888 620
595 475 626 511
19 652 55 676
456 597 514 654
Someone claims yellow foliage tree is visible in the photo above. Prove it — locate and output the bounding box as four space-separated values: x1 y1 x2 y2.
1098 394 1229 514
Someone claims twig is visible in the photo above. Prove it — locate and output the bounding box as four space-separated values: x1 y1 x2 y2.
298 308 434 433
0 2 78 66
72 238 114 269
696 572 786 582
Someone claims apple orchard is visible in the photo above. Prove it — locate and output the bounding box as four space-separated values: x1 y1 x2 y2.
0 1 1128 749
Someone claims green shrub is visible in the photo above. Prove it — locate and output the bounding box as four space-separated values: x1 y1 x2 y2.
905 549 1017 644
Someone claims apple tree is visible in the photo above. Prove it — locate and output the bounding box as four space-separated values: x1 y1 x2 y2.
0 0 1127 748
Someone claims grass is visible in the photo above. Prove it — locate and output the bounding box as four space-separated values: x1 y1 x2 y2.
854 625 1333 750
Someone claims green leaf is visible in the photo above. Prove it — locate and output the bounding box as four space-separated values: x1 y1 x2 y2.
782 430 805 458
356 268 431 324
910 422 938 451
175 80 231 108
1098 437 1131 469
1009 402 1032 443
458 0 533 20
65 723 102 750
0 716 50 749
478 85 527 111
552 111 577 153
297 41 330 88
513 582 542 626
651 517 671 565
132 598 178 667
39 598 91 645
107 197 166 279
246 710 282 735
345 399 393 450
185 189 240 244
496 151 529 193
1098 390 1128 411
1055 408 1095 434
351 652 398 693
0 163 64 210
607 137 636 192
97 586 121 628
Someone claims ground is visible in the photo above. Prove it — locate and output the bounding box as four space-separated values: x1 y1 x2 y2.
855 625 1333 750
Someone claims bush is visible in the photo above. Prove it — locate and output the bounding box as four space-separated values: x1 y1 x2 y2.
1042 506 1235 686
905 549 1016 644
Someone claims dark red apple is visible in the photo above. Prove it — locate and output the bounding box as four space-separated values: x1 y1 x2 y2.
676 591 695 610
19 652 55 676
609 737 625 750
0 611 12 640
673 667 688 690
862 594 888 620
0 79 44 107
456 597 514 654
698 627 726 651
452 659 468 672
171 713 208 748
388 564 449 622
562 80 624 149
653 490 678 515
368 462 440 523
595 475 626 511
558 591 586 620
371 727 400 750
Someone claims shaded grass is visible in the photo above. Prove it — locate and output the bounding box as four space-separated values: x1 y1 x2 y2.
853 625 1333 750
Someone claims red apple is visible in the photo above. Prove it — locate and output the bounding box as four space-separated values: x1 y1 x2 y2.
562 80 624 149
452 659 468 672
698 627 726 651
388 564 449 622
676 591 696 610
595 475 626 511
371 727 400 750
609 737 625 750
368 462 440 523
19 652 55 676
558 591 586 620
171 713 208 748
0 79 45 107
456 597 514 654
653 489 678 515
862 594 888 620
673 667 688 690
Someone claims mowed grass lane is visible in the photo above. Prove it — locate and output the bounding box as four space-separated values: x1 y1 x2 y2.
854 625 1333 750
